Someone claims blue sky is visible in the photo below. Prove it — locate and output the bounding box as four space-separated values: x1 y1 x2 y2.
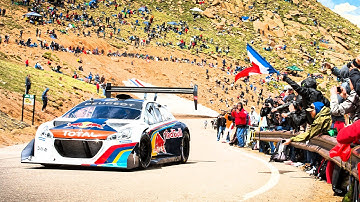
318 0 360 27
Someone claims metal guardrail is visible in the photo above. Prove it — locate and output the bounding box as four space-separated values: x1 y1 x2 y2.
255 131 360 179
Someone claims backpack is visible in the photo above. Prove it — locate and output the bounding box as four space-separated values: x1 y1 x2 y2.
270 140 289 162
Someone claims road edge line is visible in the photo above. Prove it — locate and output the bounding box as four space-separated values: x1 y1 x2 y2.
229 147 280 201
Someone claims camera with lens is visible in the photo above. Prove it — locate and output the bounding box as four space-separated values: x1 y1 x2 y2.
347 59 360 69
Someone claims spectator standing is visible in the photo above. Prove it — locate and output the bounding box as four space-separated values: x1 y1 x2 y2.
329 67 360 123
216 111 226 141
41 88 49 112
96 82 100 93
101 82 106 96
222 110 234 143
88 72 93 83
25 59 29 67
249 106 259 127
25 74 31 94
230 103 248 147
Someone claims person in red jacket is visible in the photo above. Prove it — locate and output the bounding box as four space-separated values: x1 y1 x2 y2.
337 119 360 144
229 102 248 147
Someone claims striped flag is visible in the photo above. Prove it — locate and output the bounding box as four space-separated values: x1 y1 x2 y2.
235 44 279 82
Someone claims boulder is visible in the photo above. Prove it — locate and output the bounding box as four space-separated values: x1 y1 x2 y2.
202 8 216 19
289 10 301 16
339 28 351 35
212 0 220 6
224 2 236 14
332 32 345 40
334 37 350 50
216 18 227 30
284 14 292 20
298 17 307 24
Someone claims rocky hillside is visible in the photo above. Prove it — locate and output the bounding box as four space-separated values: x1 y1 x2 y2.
0 0 359 145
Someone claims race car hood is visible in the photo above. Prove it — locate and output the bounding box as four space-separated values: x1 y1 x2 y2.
49 118 125 140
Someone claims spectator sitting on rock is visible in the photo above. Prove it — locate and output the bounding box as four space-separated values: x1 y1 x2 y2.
34 62 43 70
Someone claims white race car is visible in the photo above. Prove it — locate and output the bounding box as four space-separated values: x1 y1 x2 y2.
21 84 198 169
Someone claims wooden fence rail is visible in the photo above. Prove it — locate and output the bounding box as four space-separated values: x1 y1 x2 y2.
254 131 360 179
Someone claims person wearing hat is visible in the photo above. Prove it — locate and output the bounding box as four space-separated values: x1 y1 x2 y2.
330 68 360 123
283 102 332 145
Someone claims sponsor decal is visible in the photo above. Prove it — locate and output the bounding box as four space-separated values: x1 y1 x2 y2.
119 139 132 144
84 102 138 108
38 137 46 141
51 129 114 139
164 128 183 139
66 122 104 129
63 131 101 138
37 146 47 152
154 132 166 154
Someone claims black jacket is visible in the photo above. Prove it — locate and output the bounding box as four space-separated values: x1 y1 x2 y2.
289 109 307 132
283 75 330 108
216 115 226 128
284 75 330 123
25 76 31 87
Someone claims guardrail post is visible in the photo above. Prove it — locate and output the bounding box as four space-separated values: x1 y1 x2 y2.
105 83 111 98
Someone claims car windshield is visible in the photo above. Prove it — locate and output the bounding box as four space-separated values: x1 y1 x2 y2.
62 105 141 120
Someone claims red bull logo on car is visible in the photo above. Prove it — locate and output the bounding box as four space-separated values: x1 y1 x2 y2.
164 128 183 139
66 122 104 129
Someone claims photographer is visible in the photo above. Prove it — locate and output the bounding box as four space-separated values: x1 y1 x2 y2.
329 86 346 131
271 87 296 131
282 74 330 124
259 101 276 154
330 68 360 123
260 101 272 128
281 97 307 133
325 55 360 81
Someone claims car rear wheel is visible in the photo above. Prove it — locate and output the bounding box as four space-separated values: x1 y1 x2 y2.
139 135 152 168
180 131 190 163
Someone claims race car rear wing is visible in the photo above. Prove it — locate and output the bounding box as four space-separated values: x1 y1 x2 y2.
105 83 198 110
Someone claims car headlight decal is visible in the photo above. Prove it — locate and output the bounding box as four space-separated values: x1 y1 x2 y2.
107 128 132 141
41 126 54 138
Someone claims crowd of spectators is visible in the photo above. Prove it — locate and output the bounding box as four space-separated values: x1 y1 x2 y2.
213 55 360 198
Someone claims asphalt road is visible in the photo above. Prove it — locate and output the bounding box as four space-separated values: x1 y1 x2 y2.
0 119 337 201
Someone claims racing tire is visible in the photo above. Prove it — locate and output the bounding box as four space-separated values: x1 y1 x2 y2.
139 134 152 168
180 131 190 163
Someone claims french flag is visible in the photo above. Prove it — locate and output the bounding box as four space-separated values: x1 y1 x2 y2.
235 44 279 82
